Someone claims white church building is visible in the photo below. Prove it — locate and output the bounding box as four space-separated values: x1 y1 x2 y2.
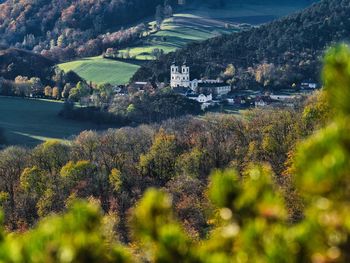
170 63 198 91
170 63 231 97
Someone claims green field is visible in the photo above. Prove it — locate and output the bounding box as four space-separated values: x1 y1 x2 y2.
58 13 237 85
58 3 309 85
118 14 238 60
59 56 140 85
0 97 107 146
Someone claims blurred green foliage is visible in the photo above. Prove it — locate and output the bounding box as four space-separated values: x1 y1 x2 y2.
0 202 131 263
0 44 349 262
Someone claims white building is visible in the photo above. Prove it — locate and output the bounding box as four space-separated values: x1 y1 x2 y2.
187 93 214 110
187 93 212 103
197 82 231 97
170 63 198 91
301 81 317 89
170 64 230 96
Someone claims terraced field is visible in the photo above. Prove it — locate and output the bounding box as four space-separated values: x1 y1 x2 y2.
118 14 239 60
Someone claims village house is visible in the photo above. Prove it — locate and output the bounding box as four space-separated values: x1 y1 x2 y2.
187 93 212 103
128 81 155 93
300 80 318 89
187 93 213 110
227 96 247 106
254 96 274 108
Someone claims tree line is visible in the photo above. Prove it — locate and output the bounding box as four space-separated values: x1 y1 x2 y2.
60 87 202 125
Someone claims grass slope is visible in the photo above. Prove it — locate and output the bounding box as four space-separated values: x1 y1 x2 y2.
0 97 107 146
119 3 307 60
120 14 239 60
58 3 309 85
59 56 140 85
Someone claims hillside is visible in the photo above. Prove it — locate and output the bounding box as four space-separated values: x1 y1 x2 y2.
58 2 311 85
57 11 239 85
133 0 344 89
0 0 164 47
0 0 316 62
59 57 141 85
0 49 55 81
0 97 106 146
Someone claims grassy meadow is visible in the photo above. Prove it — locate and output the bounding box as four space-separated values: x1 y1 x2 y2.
0 97 108 146
59 56 141 85
118 14 239 60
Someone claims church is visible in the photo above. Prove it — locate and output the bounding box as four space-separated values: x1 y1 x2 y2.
170 63 231 97
170 63 198 91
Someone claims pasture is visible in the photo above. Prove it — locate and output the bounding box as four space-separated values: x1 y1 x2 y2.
59 56 141 85
0 97 107 146
118 14 239 60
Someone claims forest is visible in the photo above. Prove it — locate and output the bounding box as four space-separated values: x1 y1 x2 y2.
0 43 347 262
0 0 166 60
0 0 349 262
0 0 316 62
0 39 339 261
134 0 348 90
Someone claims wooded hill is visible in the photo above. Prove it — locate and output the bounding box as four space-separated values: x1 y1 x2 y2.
0 49 55 81
0 0 316 62
0 0 166 60
0 48 82 97
133 0 346 89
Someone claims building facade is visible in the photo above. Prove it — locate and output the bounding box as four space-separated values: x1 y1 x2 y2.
170 64 231 97
197 82 231 97
170 63 190 88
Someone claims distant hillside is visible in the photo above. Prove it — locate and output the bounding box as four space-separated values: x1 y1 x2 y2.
58 2 313 85
0 49 55 81
0 0 316 62
0 48 82 95
0 0 165 60
133 0 345 89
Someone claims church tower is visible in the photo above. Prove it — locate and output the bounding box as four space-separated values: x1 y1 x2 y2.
170 62 190 88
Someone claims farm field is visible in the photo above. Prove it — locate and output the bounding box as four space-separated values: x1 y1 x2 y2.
59 56 141 85
118 14 239 60
0 97 109 146
58 3 310 85
118 2 307 60
58 13 237 85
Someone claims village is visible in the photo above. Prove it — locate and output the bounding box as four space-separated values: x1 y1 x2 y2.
102 62 319 112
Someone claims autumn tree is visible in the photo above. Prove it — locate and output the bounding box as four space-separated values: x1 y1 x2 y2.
140 129 179 185
0 147 28 228
44 86 53 97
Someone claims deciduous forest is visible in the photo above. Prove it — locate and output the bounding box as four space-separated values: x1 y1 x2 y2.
0 44 347 261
